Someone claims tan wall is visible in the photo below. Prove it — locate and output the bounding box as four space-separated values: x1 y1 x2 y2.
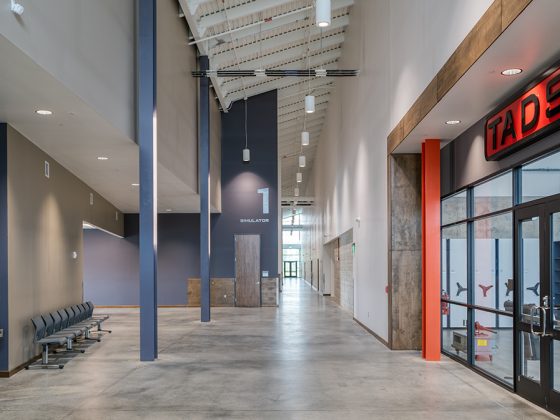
7 126 123 371
210 90 222 212
157 0 198 195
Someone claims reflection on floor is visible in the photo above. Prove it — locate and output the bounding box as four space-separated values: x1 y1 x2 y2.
0 279 554 419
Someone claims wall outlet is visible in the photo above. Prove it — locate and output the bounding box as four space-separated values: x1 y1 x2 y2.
0 328 4 338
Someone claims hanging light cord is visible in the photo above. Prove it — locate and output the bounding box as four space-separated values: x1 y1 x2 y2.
245 98 248 149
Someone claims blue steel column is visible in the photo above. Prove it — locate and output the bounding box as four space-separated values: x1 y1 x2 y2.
137 0 158 361
199 56 211 322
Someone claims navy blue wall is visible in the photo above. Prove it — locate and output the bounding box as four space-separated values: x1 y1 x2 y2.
0 124 8 372
84 90 279 305
211 90 279 278
84 214 202 305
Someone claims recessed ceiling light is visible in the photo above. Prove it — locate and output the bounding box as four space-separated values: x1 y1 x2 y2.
501 68 522 76
97 156 109 161
446 120 461 125
36 109 53 115
132 183 139 187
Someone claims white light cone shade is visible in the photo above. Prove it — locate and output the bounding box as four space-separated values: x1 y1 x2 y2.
305 95 315 113
297 172 303 183
243 148 250 162
301 131 310 146
299 155 306 168
315 0 331 27
294 187 300 197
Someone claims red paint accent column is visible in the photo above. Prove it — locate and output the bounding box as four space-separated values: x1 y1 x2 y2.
422 140 441 361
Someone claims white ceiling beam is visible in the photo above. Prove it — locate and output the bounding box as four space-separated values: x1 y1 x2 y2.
179 0 230 111
186 0 207 16
279 98 330 118
278 112 325 129
279 104 328 124
217 33 345 69
277 80 334 100
198 0 294 36
210 16 350 66
206 0 353 47
200 0 354 38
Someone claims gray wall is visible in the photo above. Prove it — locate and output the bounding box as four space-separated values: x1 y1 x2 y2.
211 91 279 278
5 125 123 372
83 214 204 306
442 118 560 196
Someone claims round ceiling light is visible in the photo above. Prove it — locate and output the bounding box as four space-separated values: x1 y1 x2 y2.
445 120 461 125
501 68 522 76
36 109 53 116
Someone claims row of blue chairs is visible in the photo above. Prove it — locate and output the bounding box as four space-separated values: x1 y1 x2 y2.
28 302 110 369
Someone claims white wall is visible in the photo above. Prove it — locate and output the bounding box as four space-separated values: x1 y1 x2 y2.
0 0 135 140
306 0 493 341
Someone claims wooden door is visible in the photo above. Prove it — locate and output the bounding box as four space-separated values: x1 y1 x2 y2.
235 234 261 307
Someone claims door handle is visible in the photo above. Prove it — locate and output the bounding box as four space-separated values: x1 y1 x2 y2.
530 306 544 337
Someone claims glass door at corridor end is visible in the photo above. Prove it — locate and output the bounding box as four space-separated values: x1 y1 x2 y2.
283 261 298 278
516 198 560 415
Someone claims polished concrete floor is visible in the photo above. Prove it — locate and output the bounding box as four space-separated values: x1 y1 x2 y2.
0 279 555 419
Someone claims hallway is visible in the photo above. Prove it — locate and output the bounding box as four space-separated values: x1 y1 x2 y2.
0 279 552 419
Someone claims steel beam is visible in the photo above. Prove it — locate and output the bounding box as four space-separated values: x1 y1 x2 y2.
199 56 211 323
137 0 158 362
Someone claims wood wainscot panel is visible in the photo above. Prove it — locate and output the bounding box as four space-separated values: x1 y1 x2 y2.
261 278 278 307
187 278 235 307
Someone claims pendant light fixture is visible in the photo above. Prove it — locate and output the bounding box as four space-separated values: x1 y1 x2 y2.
305 95 315 113
315 0 331 27
301 131 309 146
242 98 250 162
299 155 306 168
297 172 303 183
294 187 300 197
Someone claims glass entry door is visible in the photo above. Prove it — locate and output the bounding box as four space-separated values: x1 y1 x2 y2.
516 198 560 415
283 261 298 278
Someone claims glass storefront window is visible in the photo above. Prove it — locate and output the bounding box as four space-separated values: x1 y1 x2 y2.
442 304 468 361
442 224 468 304
473 311 513 385
522 150 560 203
473 213 513 312
473 172 512 216
442 191 467 225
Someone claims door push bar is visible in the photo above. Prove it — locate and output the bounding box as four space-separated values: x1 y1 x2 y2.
530 295 551 337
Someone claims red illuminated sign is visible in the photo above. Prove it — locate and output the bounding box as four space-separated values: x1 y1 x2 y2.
485 66 560 160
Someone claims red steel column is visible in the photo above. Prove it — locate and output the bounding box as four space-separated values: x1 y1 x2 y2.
422 139 441 361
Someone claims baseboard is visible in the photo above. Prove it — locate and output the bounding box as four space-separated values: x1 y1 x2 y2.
0 355 41 378
353 317 390 348
96 305 188 308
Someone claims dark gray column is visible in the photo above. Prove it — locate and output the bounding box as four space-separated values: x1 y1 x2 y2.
199 56 211 322
0 124 8 372
137 0 158 361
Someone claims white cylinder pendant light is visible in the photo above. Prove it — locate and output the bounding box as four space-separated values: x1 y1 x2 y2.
243 148 250 162
299 155 306 168
305 95 315 113
301 131 310 146
294 187 300 197
316 0 331 28
297 172 303 183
